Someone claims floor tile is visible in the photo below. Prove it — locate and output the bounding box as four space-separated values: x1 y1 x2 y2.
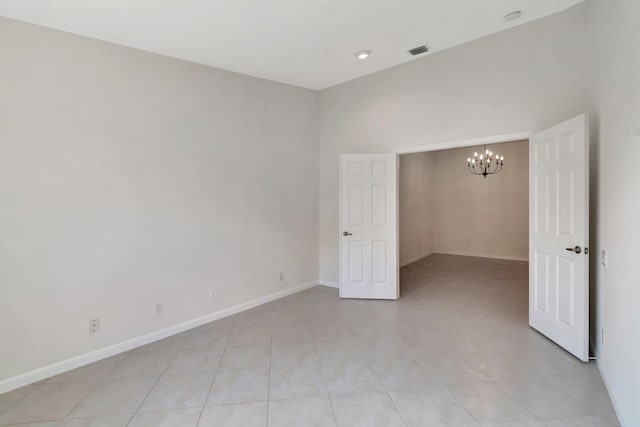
545 413 621 427
199 401 267 427
315 342 365 365
164 349 223 375
445 382 535 425
271 343 319 367
0 385 38 415
183 331 229 352
127 408 201 427
269 364 327 400
194 316 237 336
138 373 213 412
69 377 157 418
133 334 187 356
57 414 132 426
321 362 384 395
1 422 59 427
218 345 271 371
535 373 615 415
228 326 271 346
44 354 127 385
388 387 476 427
330 391 405 427
106 351 171 380
271 327 314 344
370 359 439 389
496 378 595 420
0 383 94 425
268 397 337 427
206 368 269 405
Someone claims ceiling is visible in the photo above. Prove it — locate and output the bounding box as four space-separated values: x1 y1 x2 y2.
0 0 584 90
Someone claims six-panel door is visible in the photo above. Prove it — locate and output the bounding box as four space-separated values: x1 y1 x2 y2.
529 114 589 362
340 154 398 300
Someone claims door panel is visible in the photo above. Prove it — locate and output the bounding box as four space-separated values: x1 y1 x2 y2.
529 114 589 361
340 154 398 300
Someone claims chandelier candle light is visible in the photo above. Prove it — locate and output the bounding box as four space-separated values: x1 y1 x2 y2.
467 145 504 178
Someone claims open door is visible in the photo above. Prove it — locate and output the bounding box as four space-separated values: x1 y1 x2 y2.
339 154 398 299
530 114 589 361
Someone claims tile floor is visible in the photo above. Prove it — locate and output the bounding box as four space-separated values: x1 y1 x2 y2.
0 255 620 426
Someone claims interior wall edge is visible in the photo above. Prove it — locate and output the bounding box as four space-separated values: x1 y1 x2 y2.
317 280 340 289
400 251 436 268
433 251 528 262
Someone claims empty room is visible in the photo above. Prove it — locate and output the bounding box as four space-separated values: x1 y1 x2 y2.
1 1 638 426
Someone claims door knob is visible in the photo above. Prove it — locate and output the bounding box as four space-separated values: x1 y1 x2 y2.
343 231 352 236
565 246 582 254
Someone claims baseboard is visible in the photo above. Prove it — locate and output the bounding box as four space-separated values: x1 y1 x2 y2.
595 355 628 427
318 280 339 289
434 251 528 262
0 280 319 394
400 251 435 267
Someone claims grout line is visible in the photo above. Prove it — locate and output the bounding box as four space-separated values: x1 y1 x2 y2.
194 334 231 427
313 339 340 427
61 352 132 422
124 352 179 426
366 360 409 427
0 381 42 418
440 384 482 425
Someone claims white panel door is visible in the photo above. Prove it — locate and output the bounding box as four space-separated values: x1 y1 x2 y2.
530 114 589 361
340 154 398 299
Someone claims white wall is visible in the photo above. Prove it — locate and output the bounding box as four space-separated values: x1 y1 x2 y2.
585 1 640 426
433 141 529 261
318 4 588 284
399 152 435 266
0 18 318 384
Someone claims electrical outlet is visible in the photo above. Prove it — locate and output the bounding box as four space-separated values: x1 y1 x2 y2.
155 303 163 316
601 328 605 345
89 318 100 334
601 250 608 268
209 290 216 300
279 272 284 282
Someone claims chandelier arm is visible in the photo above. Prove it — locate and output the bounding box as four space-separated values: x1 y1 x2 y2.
468 164 484 175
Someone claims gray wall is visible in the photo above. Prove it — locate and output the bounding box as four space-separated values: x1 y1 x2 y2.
0 18 318 382
317 4 588 285
433 141 529 260
586 1 640 425
399 152 436 266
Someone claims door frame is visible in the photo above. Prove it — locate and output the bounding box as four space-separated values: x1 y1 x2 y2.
391 129 536 293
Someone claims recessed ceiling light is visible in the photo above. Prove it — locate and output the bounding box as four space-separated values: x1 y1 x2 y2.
504 11 522 22
355 50 372 60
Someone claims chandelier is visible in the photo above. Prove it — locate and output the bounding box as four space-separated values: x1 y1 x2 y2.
467 145 504 178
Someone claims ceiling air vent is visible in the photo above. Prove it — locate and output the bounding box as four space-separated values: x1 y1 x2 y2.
409 45 429 56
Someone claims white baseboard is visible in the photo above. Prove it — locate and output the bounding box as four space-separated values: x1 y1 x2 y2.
0 280 319 394
400 251 435 267
318 280 339 289
595 356 627 427
434 251 528 262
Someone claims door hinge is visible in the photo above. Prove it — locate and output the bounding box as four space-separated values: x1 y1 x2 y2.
585 247 589 255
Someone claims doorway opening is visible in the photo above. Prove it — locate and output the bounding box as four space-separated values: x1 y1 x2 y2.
399 139 530 272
